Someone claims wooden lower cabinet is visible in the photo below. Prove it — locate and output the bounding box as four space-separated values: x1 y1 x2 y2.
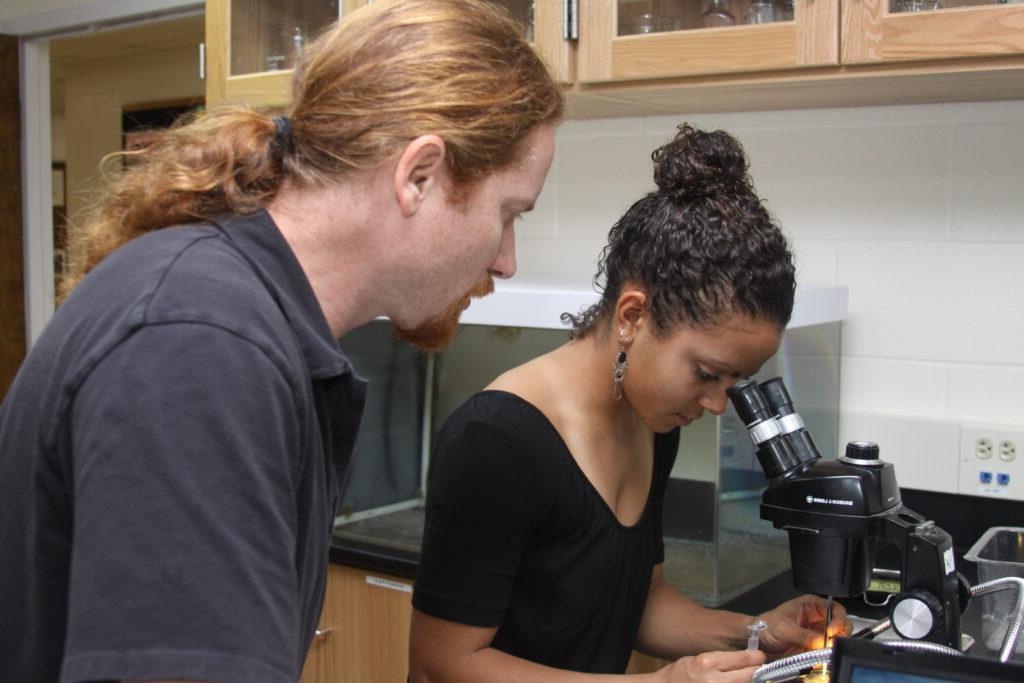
300 563 668 680
300 564 414 683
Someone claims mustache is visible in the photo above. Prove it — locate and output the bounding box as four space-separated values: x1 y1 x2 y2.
467 275 495 300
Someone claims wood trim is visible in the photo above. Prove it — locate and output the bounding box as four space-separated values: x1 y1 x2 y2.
841 0 883 64
797 0 840 65
610 24 798 80
567 56 1024 117
0 35 26 401
204 0 228 107
224 70 293 109
578 0 615 82
534 0 577 83
843 0 1024 65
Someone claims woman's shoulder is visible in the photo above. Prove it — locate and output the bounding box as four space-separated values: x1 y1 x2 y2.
446 389 557 441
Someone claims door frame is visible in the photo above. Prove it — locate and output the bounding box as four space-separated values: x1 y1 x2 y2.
9 1 201 346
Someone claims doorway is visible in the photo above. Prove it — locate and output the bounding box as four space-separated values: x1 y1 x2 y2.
49 13 205 290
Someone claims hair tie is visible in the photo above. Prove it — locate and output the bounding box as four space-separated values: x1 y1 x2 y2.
273 115 294 155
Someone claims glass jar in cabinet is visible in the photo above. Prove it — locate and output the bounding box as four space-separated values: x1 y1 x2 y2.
206 0 367 108
842 0 1024 65
578 0 840 83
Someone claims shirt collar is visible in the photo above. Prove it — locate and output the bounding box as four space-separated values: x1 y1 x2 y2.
210 210 353 381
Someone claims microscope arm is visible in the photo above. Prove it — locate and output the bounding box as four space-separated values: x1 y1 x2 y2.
881 507 967 649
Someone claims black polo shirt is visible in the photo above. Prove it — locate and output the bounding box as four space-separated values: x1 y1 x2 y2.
0 210 366 683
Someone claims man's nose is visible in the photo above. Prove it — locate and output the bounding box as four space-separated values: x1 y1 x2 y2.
489 227 517 280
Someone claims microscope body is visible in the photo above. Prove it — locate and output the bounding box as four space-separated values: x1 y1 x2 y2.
727 378 967 650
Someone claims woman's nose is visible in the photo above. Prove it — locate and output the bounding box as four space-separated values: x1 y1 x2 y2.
699 391 729 416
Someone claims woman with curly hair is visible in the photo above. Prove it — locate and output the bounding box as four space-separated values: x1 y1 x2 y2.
410 125 849 682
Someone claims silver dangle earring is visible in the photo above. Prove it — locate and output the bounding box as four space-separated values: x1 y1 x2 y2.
612 329 629 400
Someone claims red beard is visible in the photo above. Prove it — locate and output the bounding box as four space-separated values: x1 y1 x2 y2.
391 276 495 351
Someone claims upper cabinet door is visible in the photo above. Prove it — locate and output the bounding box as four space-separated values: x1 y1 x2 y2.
578 0 839 83
842 0 1024 65
206 0 366 108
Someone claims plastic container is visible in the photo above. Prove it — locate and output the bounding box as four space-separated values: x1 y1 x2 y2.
965 526 1024 654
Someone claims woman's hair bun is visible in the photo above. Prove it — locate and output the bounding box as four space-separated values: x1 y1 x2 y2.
652 124 751 203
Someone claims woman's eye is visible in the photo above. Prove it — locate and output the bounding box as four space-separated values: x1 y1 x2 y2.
696 368 719 382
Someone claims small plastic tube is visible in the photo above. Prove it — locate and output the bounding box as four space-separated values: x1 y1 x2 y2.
747 619 768 651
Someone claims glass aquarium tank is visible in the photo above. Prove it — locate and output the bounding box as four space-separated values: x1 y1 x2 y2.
332 287 844 606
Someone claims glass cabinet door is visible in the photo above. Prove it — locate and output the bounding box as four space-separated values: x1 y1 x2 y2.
230 0 341 76
843 0 1024 65
579 0 839 83
616 0 793 36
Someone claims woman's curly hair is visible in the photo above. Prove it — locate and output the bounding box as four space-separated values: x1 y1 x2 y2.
562 124 795 338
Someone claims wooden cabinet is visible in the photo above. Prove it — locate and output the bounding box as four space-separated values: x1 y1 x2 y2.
205 0 574 108
204 1 1024 122
579 0 839 83
842 0 1024 65
300 564 414 683
528 0 578 82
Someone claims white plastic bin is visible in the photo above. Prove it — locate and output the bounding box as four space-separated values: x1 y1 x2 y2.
965 526 1024 654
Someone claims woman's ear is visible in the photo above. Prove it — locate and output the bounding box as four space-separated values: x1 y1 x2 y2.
613 286 648 344
393 134 447 217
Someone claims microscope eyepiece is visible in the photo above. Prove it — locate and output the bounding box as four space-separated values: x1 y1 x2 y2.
758 377 822 464
758 377 795 416
725 379 774 427
726 379 802 480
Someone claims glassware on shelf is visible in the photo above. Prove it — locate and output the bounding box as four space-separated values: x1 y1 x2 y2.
525 1 535 42
744 0 777 24
633 13 681 34
776 0 794 21
891 0 943 11
231 0 337 76
701 0 736 27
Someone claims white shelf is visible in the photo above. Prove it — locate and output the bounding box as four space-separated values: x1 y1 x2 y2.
462 284 847 331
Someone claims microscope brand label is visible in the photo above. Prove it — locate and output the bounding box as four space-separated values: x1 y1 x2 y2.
805 495 854 506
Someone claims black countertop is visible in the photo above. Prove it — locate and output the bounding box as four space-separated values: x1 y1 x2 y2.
328 488 1024 663
329 534 419 579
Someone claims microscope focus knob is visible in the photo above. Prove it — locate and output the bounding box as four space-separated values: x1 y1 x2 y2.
890 590 944 640
840 441 882 466
846 441 879 459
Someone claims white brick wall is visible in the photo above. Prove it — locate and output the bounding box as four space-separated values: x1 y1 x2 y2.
514 100 1024 429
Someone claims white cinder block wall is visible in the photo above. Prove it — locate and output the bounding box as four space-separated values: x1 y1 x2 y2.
514 101 1024 493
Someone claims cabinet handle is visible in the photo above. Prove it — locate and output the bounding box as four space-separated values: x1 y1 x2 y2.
314 627 335 640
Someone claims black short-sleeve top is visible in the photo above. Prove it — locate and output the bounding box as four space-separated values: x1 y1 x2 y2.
413 390 680 674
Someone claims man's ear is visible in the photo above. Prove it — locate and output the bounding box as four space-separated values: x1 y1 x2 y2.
393 134 447 217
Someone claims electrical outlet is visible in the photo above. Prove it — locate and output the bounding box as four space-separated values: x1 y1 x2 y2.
998 439 1017 462
958 425 1024 501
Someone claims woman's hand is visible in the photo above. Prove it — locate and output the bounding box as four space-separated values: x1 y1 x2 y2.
756 594 852 658
656 649 765 682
